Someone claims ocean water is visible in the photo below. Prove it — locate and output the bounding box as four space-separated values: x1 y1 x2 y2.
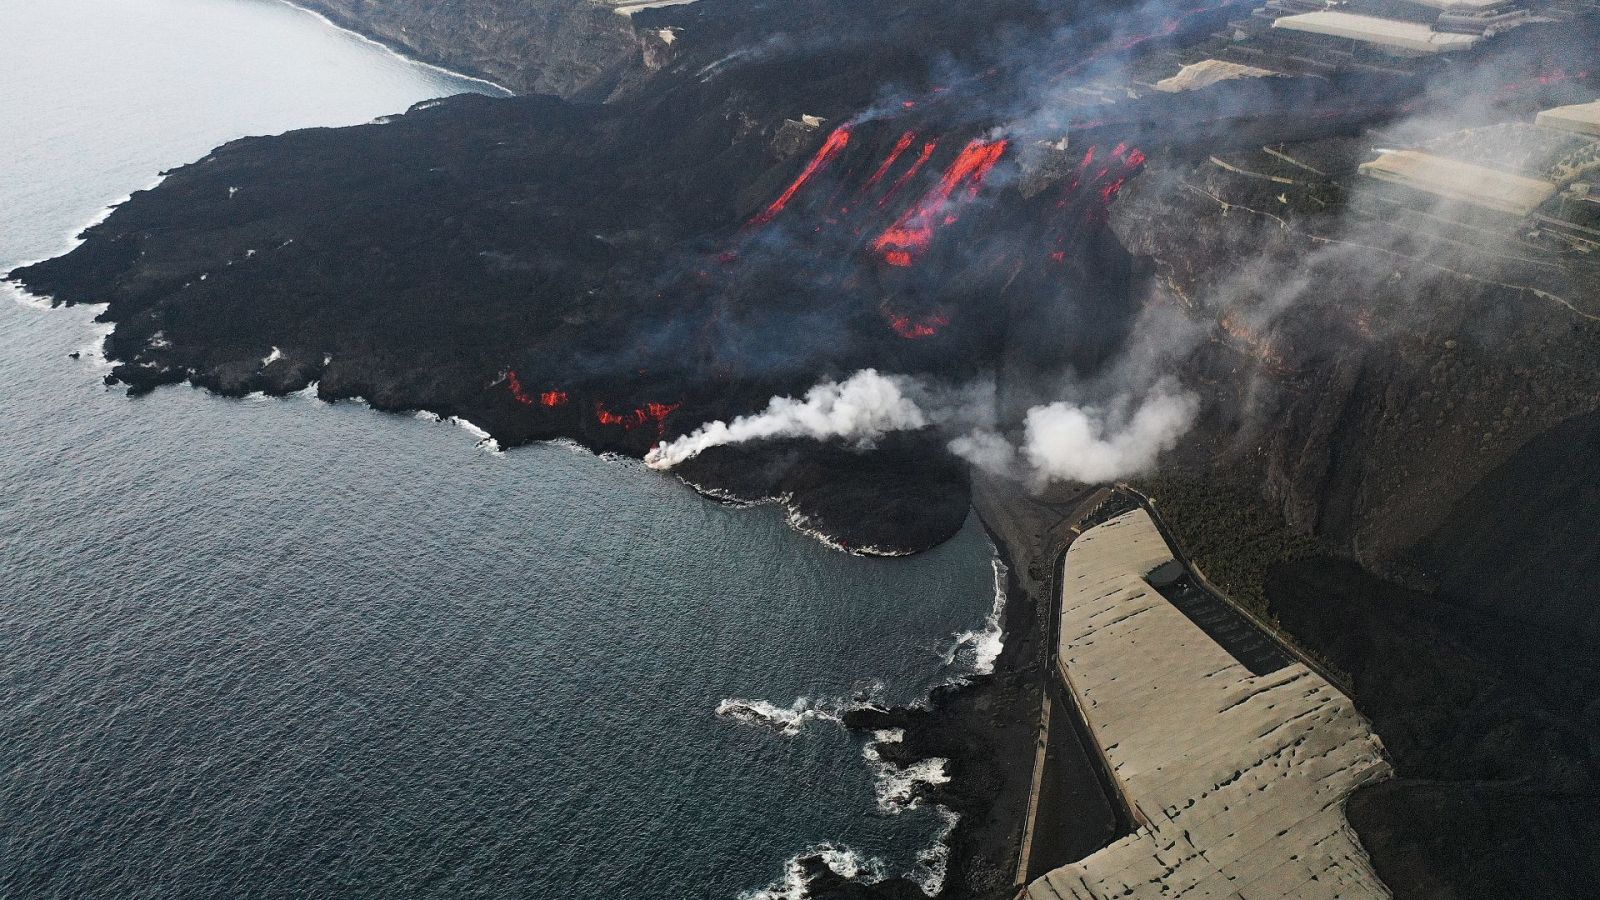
0 2 1002 897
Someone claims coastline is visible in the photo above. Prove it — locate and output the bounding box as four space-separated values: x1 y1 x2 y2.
839 479 1125 898
273 0 516 96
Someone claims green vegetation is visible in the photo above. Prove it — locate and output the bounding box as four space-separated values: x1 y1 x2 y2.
1132 473 1321 620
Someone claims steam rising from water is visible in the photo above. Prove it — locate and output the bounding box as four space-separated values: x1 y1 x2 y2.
646 369 927 468
651 368 1197 485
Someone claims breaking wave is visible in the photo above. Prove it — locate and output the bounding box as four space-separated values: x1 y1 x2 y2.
943 555 1009 678
863 728 950 813
716 683 886 737
445 415 502 455
739 844 889 900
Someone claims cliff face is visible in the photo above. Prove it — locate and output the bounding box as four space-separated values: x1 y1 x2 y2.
1108 133 1600 628
291 0 643 98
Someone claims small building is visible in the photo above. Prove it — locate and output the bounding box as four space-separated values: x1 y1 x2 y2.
1272 11 1482 55
1359 150 1558 216
1536 101 1600 139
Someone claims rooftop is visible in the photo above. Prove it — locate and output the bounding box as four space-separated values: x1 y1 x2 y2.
1360 150 1559 215
1536 101 1600 138
1273 11 1482 54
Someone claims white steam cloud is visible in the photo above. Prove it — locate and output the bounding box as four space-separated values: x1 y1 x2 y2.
648 367 1196 485
645 369 927 469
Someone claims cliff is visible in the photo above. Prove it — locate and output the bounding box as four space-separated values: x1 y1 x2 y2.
290 0 643 98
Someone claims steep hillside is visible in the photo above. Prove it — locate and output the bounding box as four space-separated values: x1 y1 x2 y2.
292 0 642 97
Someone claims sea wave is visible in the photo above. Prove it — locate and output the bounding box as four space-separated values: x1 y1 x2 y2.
715 683 885 737
863 728 949 813
2 280 52 310
445 416 503 455
942 554 1009 679
739 844 888 900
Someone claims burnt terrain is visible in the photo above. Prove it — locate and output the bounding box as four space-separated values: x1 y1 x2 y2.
11 0 1600 896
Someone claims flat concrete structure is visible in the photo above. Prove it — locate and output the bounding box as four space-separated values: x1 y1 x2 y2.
1154 60 1276 93
1360 150 1558 216
1536 101 1600 139
606 0 698 15
1397 0 1512 10
1025 510 1392 900
1273 11 1481 54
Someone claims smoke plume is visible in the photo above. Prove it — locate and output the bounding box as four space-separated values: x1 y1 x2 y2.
646 369 927 468
650 366 1197 485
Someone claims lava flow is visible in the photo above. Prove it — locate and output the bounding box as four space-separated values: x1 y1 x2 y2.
595 400 682 436
885 310 950 339
877 139 939 208
507 370 569 407
861 131 918 193
871 137 1009 267
747 124 853 228
1048 142 1148 261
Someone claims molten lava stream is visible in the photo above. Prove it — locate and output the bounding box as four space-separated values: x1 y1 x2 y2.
506 370 535 406
507 370 569 408
861 131 917 194
871 137 1008 267
877 140 938 208
747 124 853 228
595 400 683 436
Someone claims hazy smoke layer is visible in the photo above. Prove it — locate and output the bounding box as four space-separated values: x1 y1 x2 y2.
651 366 1195 484
1023 387 1197 482
646 369 927 468
948 384 1197 483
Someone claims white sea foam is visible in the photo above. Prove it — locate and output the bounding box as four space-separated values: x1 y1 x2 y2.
445 416 503 455
2 280 52 310
908 807 961 896
863 729 950 813
739 844 888 900
943 555 1009 679
715 683 885 737
74 318 118 374
414 410 442 422
716 697 844 737
291 381 321 401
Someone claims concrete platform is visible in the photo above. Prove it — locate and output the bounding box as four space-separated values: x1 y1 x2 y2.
1272 11 1481 54
1025 510 1392 900
1536 101 1600 139
1359 150 1558 216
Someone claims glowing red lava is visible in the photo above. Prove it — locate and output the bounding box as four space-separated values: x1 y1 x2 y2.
887 311 950 339
747 124 853 228
507 369 535 406
877 140 939 208
507 370 569 408
1493 69 1593 97
862 131 918 193
595 400 682 435
871 137 1009 266
1047 143 1147 261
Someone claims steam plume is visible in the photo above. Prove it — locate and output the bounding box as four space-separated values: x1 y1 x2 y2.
650 367 1195 484
949 384 1197 484
646 369 927 468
